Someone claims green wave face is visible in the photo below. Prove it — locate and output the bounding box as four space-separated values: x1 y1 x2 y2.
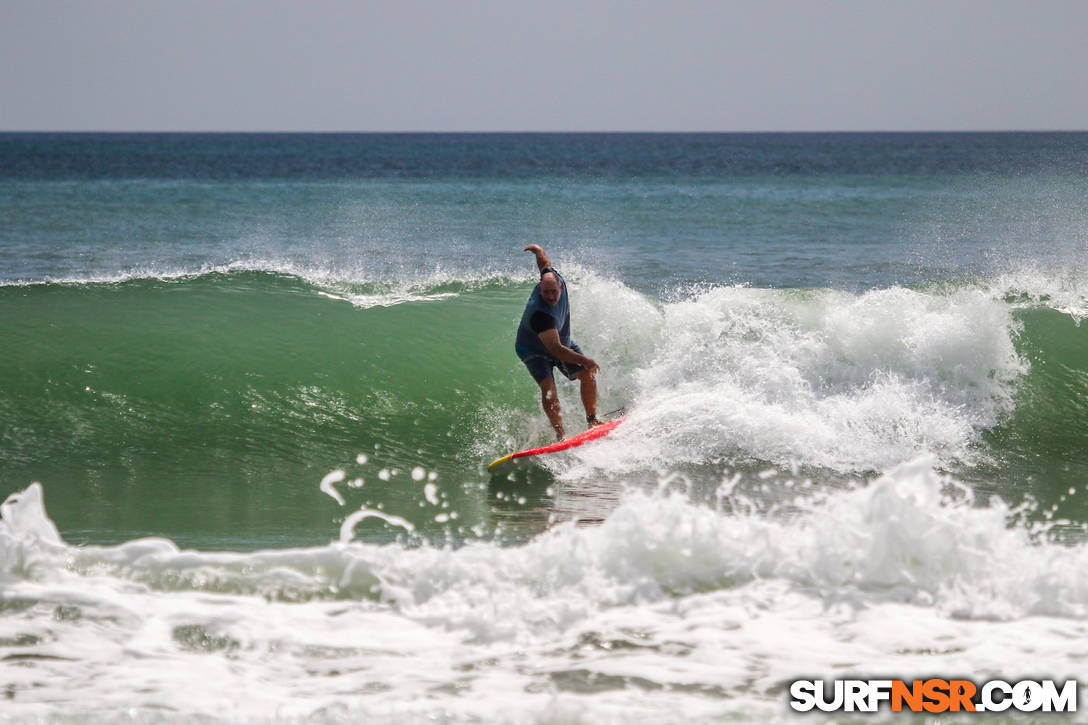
6 270 1088 548
980 306 1088 522
1 272 533 547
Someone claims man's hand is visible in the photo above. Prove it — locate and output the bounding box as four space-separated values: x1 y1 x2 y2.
523 244 551 273
582 357 601 375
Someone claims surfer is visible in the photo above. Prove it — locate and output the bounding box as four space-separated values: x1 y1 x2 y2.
516 244 602 440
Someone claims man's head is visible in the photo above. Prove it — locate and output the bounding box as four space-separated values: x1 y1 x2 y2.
539 272 562 307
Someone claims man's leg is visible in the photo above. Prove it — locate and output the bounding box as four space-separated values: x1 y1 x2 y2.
538 377 564 440
575 368 599 426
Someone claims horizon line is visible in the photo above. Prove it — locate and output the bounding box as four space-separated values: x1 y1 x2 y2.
3 128 1088 135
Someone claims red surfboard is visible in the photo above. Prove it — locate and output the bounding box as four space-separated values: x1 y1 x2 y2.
488 418 624 470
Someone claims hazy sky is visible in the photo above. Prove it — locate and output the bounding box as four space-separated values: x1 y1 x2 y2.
2 0 1086 131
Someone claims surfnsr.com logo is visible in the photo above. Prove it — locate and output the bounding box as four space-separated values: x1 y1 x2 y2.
789 679 1078 713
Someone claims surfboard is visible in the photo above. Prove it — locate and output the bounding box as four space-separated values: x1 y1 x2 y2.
488 418 624 470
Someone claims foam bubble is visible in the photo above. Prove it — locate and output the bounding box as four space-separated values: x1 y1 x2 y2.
319 470 346 506
340 508 416 542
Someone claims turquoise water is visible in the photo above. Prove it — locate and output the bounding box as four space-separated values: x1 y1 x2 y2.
3 133 1088 721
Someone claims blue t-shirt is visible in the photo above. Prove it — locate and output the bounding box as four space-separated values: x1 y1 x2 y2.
515 270 571 358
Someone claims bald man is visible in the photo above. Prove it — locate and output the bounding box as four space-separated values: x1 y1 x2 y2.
514 244 601 440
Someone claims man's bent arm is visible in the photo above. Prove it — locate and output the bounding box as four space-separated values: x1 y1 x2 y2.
523 244 552 273
537 329 600 373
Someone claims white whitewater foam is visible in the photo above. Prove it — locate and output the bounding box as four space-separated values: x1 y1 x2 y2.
990 266 1088 322
562 282 1026 475
3 459 1088 722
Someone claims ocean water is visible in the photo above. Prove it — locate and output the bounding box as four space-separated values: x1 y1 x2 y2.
2 132 1088 722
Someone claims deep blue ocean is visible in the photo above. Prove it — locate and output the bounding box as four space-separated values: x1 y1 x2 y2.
2 133 1088 722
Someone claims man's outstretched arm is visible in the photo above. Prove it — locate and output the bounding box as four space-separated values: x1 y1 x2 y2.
523 244 552 273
